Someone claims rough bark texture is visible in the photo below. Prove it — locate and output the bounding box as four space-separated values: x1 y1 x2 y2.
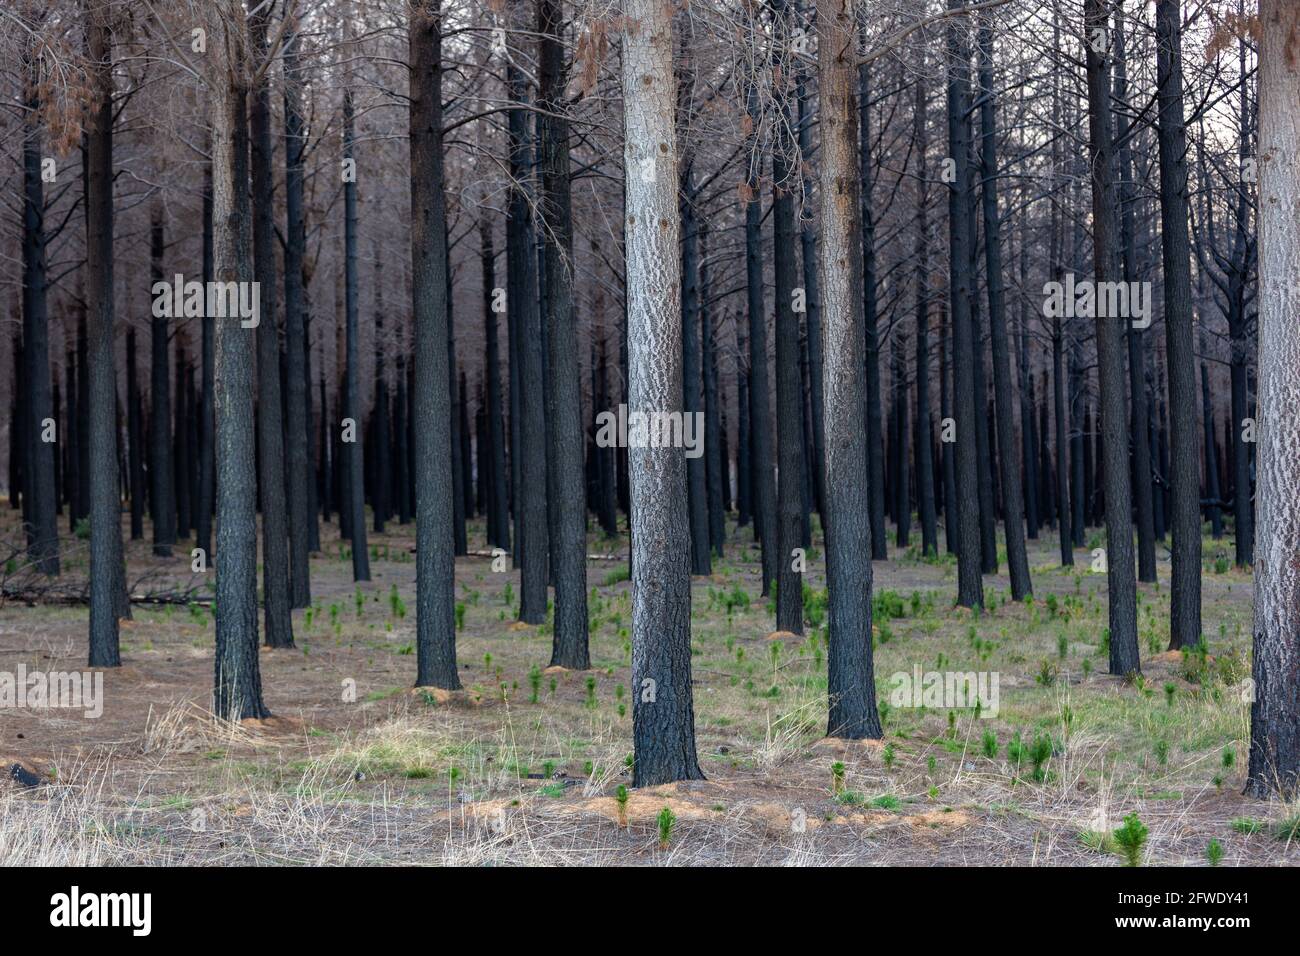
1247 0 1300 799
946 0 983 609
507 61 548 625
621 0 704 786
797 75 827 528
20 59 58 575
408 0 460 690
538 0 590 669
817 0 881 740
209 0 268 719
743 84 777 596
858 54 887 561
680 168 711 577
250 4 293 649
1084 0 1140 677
1155 0 1202 648
149 207 175 557
342 76 370 582
196 163 215 562
84 1 120 667
977 21 1031 600
912 68 937 559
481 211 510 550
771 0 803 633
282 12 313 606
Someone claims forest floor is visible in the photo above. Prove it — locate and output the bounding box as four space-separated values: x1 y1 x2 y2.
2 509 1297 866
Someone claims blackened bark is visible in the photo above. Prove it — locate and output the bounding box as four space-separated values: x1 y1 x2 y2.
481 212 509 549
913 68 938 558
84 3 120 666
409 0 460 688
947 1 983 607
508 61 548 624
858 56 887 561
1085 0 1139 675
209 0 267 719
797 72 827 525
459 372 473 520
196 161 215 562
770 0 803 630
700 225 726 556
737 362 752 527
680 167 711 576
372 253 392 535
446 233 466 554
343 80 370 581
149 208 175 556
595 329 619 537
174 348 192 539
251 4 293 648
1156 0 1202 646
743 95 777 593
538 0 590 667
20 71 58 574
395 357 410 524
282 13 312 606
819 0 881 739
127 330 144 540
977 21 1030 599
1115 7 1156 583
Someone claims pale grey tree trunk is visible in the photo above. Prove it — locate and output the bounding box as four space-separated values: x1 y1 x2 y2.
1247 0 1300 800
621 0 703 786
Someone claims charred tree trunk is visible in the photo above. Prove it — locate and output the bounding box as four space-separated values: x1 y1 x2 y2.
538 0 590 668
342 73 369 581
507 60 548 624
858 55 887 561
1085 0 1139 675
21 66 59 574
209 0 268 719
282 11 312 607
977 20 1030 598
818 0 882 738
149 207 175 556
946 0 983 607
772 0 803 631
409 0 460 689
84 2 121 666
250 3 293 648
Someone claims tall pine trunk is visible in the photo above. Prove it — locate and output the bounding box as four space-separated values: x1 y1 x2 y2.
1155 0 1202 648
977 20 1030 599
250 4 293 648
818 0 881 739
20 59 58 574
209 0 268 719
1247 0 1300 798
946 0 983 608
84 0 121 667
409 0 460 689
282 12 313 606
772 0 803 632
621 0 703 785
1084 0 1139 676
538 0 590 668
